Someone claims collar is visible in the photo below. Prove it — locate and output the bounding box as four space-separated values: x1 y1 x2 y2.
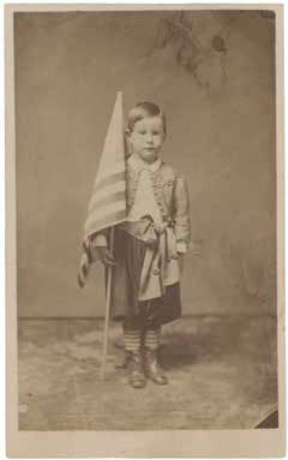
128 154 162 173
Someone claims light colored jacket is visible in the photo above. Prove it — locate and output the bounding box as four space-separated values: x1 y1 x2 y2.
126 159 191 249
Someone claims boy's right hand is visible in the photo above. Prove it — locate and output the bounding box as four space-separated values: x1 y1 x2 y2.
96 247 117 267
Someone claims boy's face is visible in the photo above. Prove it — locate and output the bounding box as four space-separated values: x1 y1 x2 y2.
128 116 165 164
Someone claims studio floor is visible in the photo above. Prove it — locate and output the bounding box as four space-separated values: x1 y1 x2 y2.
18 315 278 430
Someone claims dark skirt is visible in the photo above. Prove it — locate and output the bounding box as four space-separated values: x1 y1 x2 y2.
109 229 182 328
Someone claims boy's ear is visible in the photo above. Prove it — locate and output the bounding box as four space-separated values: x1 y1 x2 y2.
125 128 131 138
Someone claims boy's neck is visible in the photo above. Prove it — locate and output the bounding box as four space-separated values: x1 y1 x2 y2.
131 153 161 166
129 153 162 172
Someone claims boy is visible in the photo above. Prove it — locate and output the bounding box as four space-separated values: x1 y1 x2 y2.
91 101 191 389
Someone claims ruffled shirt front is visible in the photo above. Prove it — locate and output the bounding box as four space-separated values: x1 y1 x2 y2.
127 155 162 225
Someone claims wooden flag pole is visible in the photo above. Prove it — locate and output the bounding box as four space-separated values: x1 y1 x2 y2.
100 226 115 381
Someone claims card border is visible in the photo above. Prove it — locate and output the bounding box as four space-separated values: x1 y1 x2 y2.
5 3 285 457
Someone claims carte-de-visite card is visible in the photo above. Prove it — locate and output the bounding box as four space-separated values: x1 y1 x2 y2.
6 3 285 458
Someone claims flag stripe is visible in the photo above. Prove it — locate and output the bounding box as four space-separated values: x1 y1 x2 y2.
94 171 126 192
88 180 126 209
94 162 125 186
84 210 126 237
88 191 126 214
85 200 126 228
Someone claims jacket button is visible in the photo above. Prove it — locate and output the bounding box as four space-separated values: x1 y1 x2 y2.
153 268 160 276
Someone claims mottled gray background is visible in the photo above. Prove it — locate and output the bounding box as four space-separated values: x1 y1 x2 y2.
14 10 276 317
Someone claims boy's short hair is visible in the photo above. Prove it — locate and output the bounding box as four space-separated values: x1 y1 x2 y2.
126 101 167 136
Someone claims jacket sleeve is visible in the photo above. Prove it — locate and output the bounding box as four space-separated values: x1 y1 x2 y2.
173 173 191 250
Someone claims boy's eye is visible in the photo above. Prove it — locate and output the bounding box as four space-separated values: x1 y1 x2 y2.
137 129 161 136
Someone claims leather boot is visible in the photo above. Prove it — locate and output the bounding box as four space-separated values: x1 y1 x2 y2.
127 350 146 389
144 348 168 385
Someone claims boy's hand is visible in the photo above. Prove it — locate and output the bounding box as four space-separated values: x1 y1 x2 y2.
97 247 117 267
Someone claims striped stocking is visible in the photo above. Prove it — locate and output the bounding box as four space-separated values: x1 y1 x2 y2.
144 328 161 351
123 329 141 353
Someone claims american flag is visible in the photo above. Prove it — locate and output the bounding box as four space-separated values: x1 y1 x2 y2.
78 92 127 287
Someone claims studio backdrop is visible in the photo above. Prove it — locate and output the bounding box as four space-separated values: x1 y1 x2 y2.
14 10 276 317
